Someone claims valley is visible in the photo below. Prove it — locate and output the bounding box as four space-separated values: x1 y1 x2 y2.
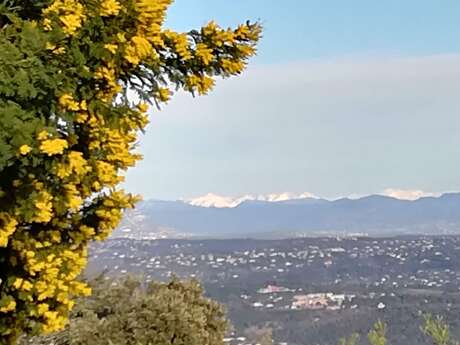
87 236 460 345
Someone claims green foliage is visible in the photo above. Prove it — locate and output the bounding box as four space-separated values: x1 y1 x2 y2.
421 314 459 345
244 326 273 345
335 316 460 345
338 333 360 345
367 321 387 345
21 276 228 345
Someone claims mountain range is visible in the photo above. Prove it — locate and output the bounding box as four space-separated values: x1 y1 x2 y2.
111 192 460 239
181 192 319 208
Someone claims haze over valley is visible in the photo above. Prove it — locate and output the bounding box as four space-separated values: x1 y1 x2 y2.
112 191 460 240
95 189 460 345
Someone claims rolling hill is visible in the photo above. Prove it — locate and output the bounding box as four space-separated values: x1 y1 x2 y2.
112 193 460 239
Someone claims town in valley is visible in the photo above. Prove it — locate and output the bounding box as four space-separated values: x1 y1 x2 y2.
87 235 460 345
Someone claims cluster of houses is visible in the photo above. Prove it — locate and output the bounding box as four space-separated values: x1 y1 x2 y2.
87 236 460 345
89 236 460 315
91 237 460 294
252 284 356 311
89 236 460 295
291 292 355 310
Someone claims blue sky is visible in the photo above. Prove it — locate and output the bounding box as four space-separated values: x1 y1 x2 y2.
124 1 460 200
166 0 460 63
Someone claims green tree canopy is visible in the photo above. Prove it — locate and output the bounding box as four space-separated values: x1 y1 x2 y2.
0 0 260 342
21 276 228 345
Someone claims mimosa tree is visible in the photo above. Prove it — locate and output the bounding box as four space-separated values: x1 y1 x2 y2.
0 0 260 342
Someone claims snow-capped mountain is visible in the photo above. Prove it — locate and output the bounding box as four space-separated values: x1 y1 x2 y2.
181 189 444 208
112 192 460 239
182 192 318 208
380 188 442 201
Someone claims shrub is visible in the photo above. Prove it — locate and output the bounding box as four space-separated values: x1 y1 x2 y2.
21 276 228 345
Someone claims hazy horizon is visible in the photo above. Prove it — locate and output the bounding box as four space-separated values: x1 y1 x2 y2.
124 0 460 200
140 189 459 203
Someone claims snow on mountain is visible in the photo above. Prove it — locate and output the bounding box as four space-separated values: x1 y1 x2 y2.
183 193 245 208
380 189 442 201
263 192 317 202
182 192 318 208
181 190 450 208
119 192 460 238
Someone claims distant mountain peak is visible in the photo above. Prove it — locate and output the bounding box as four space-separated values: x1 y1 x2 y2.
181 192 318 208
115 191 460 239
380 189 442 201
179 189 449 208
